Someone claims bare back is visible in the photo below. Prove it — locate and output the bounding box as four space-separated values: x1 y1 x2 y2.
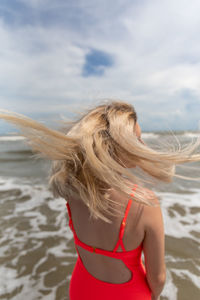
67 187 165 284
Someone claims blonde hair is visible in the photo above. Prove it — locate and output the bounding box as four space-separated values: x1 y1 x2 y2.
1 99 200 223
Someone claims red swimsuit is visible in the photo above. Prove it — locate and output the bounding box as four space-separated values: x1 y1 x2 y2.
66 184 152 299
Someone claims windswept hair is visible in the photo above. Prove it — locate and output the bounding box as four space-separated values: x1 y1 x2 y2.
0 99 200 223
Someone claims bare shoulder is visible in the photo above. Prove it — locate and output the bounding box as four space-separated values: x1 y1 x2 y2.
140 188 164 231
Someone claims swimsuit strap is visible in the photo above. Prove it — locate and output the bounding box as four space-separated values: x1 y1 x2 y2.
113 183 138 252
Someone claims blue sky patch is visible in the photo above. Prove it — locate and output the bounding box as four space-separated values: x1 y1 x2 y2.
82 49 114 77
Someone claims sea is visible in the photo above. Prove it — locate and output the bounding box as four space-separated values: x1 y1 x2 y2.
0 131 200 300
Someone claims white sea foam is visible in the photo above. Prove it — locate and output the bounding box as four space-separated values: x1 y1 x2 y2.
0 135 25 141
158 190 200 242
141 132 159 139
173 268 200 289
182 132 200 138
0 266 21 294
0 176 71 299
161 268 178 300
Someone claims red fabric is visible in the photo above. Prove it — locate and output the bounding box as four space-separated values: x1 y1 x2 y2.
66 184 152 299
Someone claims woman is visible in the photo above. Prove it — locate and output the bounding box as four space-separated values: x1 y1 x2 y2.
0 100 200 300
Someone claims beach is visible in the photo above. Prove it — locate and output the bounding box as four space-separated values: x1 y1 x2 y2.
0 131 200 300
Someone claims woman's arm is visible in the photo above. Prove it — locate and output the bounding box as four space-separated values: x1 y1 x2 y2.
142 191 166 299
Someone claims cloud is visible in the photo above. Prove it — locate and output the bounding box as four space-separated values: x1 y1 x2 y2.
0 0 200 133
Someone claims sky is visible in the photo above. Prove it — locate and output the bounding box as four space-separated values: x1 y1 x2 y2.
0 0 200 134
